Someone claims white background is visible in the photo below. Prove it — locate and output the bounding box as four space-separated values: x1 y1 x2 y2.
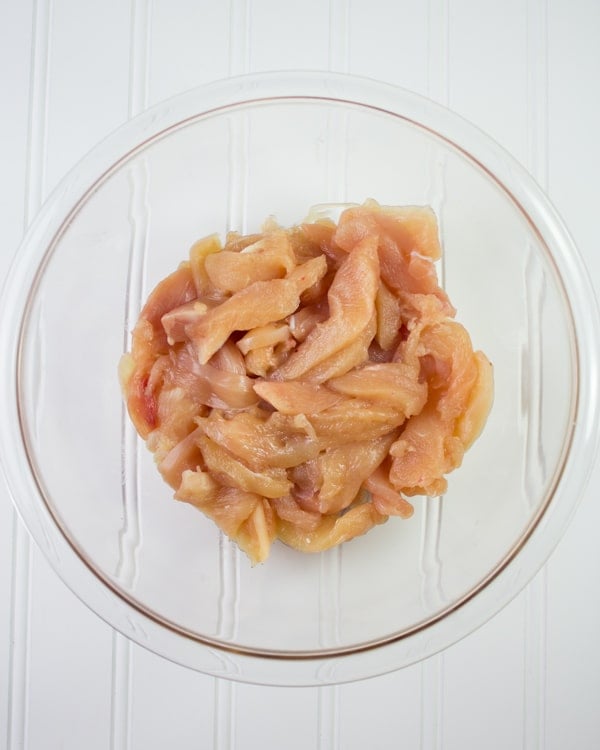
1 1 599 748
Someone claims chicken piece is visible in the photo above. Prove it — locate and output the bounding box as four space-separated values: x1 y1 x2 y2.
157 427 204 489
188 234 222 297
186 255 327 364
150 383 202 457
175 468 220 507
277 502 387 554
299 219 347 267
388 404 455 497
328 362 427 418
161 300 209 345
287 301 329 342
223 231 263 252
394 293 448 343
334 201 452 311
300 312 376 383
334 200 442 260
120 264 197 438
118 352 157 438
204 231 296 294
237 323 296 377
308 397 406 448
198 435 291 499
273 234 379 380
237 322 292 355
286 224 331 265
388 322 492 497
375 280 402 351
162 344 258 411
176 475 276 564
136 263 197 346
237 498 277 564
418 320 479 423
199 409 319 470
456 350 494 449
210 339 248 374
253 380 343 415
271 495 322 532
315 432 398 514
244 343 293 378
364 464 414 518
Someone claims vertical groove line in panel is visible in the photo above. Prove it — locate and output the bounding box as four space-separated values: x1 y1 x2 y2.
420 3 449 749
217 0 248 646
420 114 449 616
523 2 548 749
426 0 450 108
522 252 546 508
325 108 349 210
523 571 548 750
6 518 32 750
215 532 240 642
213 679 236 750
317 682 340 750
117 0 152 589
7 1 52 748
228 0 250 77
419 498 445 617
112 2 152 749
328 0 350 72
110 632 132 750
114 153 149 744
212 4 250 745
117 152 150 591
317 1 349 740
526 0 549 190
128 0 152 120
319 100 347 652
23 0 52 224
420 655 444 750
420 137 448 620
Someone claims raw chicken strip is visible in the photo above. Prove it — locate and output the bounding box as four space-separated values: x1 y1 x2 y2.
253 380 343 415
389 404 455 497
308 397 407 448
176 476 276 564
299 312 376 383
328 362 427 417
186 255 327 363
334 201 452 310
188 234 222 297
120 264 197 438
277 503 387 554
204 232 295 293
334 201 442 260
198 409 319 470
271 496 322 532
199 435 292 499
315 432 398 515
273 234 379 380
364 464 414 518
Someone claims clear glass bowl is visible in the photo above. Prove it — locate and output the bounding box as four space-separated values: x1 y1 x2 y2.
1 72 598 686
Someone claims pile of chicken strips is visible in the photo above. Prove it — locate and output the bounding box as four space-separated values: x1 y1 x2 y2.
119 200 493 563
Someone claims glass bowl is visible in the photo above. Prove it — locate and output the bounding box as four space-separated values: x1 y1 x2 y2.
1 72 598 686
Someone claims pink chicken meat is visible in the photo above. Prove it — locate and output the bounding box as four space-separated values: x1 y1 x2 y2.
120 200 493 564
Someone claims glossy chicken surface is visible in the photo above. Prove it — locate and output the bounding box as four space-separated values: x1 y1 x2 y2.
120 200 493 563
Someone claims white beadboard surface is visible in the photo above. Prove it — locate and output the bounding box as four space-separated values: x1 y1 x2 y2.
1 1 599 748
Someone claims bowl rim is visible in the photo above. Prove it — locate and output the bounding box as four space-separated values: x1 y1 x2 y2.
1 70 599 686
